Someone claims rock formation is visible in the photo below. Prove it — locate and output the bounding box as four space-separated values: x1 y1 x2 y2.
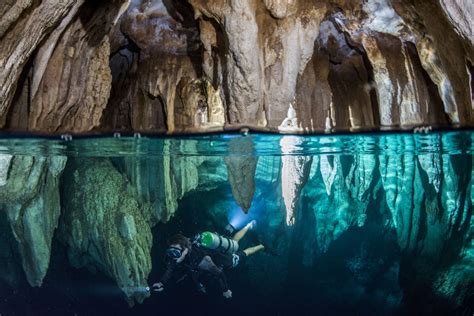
280 136 312 225
59 158 153 304
0 0 472 133
118 139 206 223
0 155 67 287
224 137 258 213
0 132 471 311
0 0 472 312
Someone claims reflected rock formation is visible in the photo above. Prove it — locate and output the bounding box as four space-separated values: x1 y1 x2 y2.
0 155 66 287
224 137 258 213
60 158 153 304
0 0 472 133
119 139 205 223
0 133 471 312
280 136 312 225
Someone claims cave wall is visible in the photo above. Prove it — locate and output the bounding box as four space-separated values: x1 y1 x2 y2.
0 0 472 134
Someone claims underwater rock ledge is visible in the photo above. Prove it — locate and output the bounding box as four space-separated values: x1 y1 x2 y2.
0 0 472 134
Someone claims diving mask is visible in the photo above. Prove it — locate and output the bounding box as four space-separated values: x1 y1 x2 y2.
166 246 183 259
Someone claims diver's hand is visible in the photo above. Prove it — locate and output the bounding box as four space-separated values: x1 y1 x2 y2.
222 289 232 299
152 282 164 292
247 220 257 231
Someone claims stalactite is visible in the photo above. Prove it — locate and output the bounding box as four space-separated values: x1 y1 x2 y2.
224 137 258 213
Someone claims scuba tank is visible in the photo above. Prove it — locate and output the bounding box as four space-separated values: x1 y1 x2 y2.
195 231 239 254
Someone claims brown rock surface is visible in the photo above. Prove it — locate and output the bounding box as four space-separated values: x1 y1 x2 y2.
0 0 472 133
0 0 76 128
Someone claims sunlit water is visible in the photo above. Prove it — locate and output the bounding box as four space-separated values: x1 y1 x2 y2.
0 131 472 316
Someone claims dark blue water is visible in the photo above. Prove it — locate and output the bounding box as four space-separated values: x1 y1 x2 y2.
0 131 472 315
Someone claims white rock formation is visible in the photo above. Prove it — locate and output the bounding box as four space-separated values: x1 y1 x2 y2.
280 136 312 225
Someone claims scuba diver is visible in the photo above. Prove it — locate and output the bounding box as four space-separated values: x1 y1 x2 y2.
152 220 264 299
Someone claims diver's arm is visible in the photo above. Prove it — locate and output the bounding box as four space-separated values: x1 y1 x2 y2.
153 261 177 291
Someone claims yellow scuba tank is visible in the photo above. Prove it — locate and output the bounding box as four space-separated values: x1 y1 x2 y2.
196 231 239 254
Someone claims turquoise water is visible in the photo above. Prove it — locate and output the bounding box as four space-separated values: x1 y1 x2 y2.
0 131 472 315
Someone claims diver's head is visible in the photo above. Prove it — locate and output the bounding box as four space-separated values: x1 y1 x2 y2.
166 234 191 263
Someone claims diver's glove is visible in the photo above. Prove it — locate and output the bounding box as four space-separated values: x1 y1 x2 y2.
152 282 164 292
222 289 232 299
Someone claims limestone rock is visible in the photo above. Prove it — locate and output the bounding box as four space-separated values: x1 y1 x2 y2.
391 0 472 125
264 0 298 19
59 158 152 304
0 0 34 38
103 0 212 133
0 0 76 128
26 1 127 133
1 0 473 133
190 0 326 127
379 136 424 250
120 139 205 223
0 155 66 287
343 150 377 228
439 0 473 51
0 153 12 185
0 0 128 132
309 155 366 252
280 136 312 225
224 137 258 213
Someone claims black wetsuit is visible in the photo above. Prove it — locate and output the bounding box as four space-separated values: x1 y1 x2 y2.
159 245 247 292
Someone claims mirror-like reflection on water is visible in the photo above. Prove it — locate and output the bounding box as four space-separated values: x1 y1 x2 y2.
0 131 472 315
